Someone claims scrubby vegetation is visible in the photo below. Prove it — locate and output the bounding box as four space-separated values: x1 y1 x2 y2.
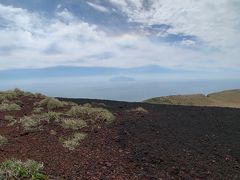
4 115 15 122
0 88 26 101
0 135 8 146
0 89 115 151
38 97 64 111
68 105 115 124
14 88 25 97
20 115 42 130
0 159 47 180
44 111 61 122
0 90 17 101
62 118 87 130
61 133 87 150
20 112 61 130
0 102 21 111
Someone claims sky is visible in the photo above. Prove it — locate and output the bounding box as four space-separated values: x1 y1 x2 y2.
0 0 240 101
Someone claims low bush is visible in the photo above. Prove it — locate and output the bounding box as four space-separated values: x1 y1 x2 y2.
61 133 87 150
0 91 17 101
0 135 8 146
62 118 87 130
0 103 21 111
15 100 24 106
0 159 47 180
45 111 61 122
14 88 25 96
20 116 42 130
68 106 115 124
0 88 25 102
38 97 64 110
20 112 61 130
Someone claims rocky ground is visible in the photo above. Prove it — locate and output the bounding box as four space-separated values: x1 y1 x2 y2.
0 90 240 179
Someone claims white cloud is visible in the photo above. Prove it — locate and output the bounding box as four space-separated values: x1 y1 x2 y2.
0 3 239 72
87 2 111 13
108 0 240 49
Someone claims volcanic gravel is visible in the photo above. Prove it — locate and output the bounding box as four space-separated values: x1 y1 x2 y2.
0 97 240 179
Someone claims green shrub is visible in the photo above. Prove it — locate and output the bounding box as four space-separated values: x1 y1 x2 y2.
14 88 25 96
67 106 115 124
0 159 47 180
15 100 24 106
0 135 8 146
62 118 87 130
38 97 64 110
0 89 25 102
0 103 21 111
61 133 87 150
45 111 61 122
0 90 17 101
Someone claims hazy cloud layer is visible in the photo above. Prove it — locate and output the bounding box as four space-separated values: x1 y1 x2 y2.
0 1 239 72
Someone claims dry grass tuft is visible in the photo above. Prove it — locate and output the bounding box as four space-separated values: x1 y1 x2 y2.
20 112 61 130
0 135 8 146
0 88 25 101
45 111 61 122
0 102 21 111
68 105 115 124
20 116 42 130
38 97 64 110
61 133 87 150
62 118 87 130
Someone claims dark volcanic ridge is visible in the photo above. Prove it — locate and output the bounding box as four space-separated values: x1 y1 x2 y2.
0 89 240 179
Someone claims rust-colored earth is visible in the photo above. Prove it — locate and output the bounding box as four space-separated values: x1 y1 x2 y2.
0 95 240 179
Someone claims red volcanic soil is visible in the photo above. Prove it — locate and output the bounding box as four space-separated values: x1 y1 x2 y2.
1 96 240 179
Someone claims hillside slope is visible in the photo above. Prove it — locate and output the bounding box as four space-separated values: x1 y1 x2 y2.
144 89 240 108
0 89 240 179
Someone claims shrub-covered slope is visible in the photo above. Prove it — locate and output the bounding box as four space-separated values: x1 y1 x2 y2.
144 89 240 108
